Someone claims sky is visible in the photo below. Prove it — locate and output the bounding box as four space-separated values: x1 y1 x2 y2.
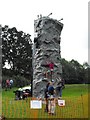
0 0 89 65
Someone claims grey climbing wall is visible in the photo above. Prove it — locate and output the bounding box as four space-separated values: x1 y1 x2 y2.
33 16 63 97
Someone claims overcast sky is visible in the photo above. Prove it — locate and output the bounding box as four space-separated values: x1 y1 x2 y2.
0 0 89 65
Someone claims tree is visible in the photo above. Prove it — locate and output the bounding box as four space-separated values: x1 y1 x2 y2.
70 59 85 84
61 58 70 83
61 58 87 84
83 62 90 69
83 62 90 83
1 25 33 79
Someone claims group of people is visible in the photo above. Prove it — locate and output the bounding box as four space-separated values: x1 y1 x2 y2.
5 79 13 90
44 78 65 115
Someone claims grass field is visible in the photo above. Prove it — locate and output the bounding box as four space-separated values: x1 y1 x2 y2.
1 84 89 118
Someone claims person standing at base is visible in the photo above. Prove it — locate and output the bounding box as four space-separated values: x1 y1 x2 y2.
57 78 65 98
44 82 50 112
48 81 56 115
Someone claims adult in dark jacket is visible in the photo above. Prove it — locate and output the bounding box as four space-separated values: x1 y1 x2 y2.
48 81 56 115
57 78 65 98
44 82 50 112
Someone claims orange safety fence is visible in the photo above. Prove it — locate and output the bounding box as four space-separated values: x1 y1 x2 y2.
1 94 88 119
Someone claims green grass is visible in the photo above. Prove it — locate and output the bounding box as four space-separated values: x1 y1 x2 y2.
1 84 89 118
2 87 17 98
62 84 88 97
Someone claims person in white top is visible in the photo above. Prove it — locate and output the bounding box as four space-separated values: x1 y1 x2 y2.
10 79 13 89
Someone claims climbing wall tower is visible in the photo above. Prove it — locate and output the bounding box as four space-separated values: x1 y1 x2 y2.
33 16 63 97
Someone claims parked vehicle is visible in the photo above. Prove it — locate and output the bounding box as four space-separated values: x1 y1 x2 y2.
13 86 31 100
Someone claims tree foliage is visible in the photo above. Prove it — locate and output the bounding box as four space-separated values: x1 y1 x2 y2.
1 25 32 79
61 58 89 84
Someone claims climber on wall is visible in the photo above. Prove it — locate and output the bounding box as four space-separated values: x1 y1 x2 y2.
48 62 54 81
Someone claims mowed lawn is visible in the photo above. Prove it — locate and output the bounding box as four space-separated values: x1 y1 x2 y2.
1 84 89 118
